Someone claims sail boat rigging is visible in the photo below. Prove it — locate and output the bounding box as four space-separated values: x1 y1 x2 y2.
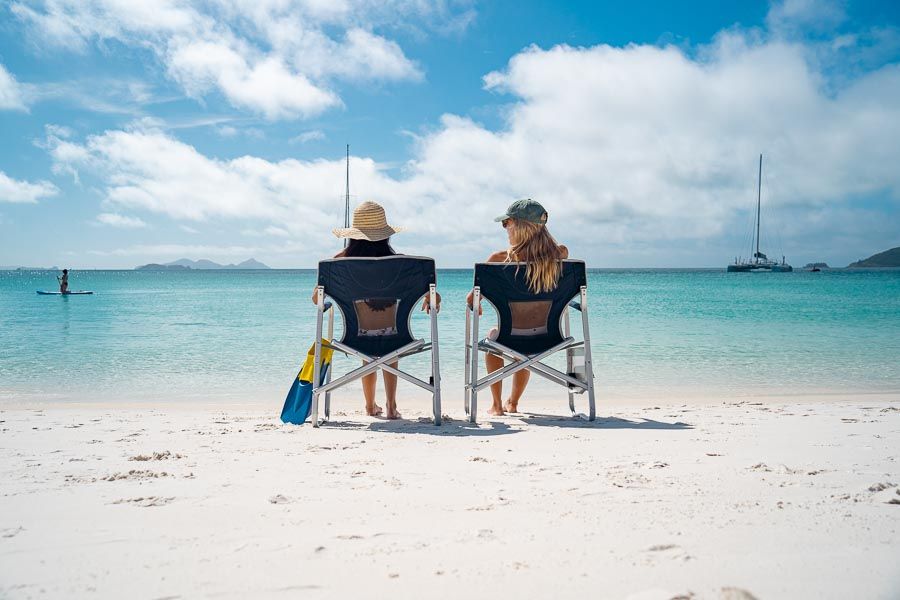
343 144 350 249
727 154 792 272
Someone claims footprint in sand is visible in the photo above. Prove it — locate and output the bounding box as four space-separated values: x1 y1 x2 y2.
720 587 759 600
867 482 896 492
102 470 170 481
1 526 24 538
269 494 294 504
112 496 174 507
129 450 184 461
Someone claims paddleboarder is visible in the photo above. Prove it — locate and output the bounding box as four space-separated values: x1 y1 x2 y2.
57 269 69 294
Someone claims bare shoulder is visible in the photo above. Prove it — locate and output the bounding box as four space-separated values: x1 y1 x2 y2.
558 244 569 259
486 250 508 263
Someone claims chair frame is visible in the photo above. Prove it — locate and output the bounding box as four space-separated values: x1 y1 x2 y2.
463 265 596 423
310 263 442 427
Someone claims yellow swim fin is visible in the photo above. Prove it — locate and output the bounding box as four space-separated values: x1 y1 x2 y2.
299 339 334 383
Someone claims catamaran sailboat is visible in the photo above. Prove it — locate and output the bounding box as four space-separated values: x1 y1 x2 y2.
727 154 793 272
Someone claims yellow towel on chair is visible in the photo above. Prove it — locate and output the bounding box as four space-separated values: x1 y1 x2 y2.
299 340 334 383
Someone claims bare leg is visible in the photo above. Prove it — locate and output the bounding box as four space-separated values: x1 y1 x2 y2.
383 361 400 419
504 369 530 413
485 353 505 415
361 365 382 416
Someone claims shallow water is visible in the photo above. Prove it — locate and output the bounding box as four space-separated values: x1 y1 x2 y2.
1 268 899 404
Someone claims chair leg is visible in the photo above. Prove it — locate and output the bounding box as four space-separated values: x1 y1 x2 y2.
468 289 481 424
429 284 442 426
324 304 334 420
324 366 333 421
463 306 471 416
312 286 325 428
564 309 576 415
580 286 596 421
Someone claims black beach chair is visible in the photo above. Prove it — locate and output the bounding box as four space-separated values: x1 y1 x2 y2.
311 256 442 426
464 260 596 423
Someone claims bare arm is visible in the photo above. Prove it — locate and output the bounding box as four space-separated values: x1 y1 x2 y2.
420 291 442 314
466 251 506 310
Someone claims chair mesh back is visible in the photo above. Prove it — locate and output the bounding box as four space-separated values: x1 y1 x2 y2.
318 256 436 356
474 260 587 355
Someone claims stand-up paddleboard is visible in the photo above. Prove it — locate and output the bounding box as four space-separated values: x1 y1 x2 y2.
36 290 94 295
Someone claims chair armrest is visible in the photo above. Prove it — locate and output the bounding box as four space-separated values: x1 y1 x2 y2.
568 300 582 312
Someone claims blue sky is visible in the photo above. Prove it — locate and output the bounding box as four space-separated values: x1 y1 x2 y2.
1 0 899 268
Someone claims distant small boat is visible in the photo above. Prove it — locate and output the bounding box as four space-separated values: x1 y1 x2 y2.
36 290 93 295
727 154 793 273
803 262 828 272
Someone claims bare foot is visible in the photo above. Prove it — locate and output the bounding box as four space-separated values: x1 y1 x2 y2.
386 407 402 420
488 405 505 416
504 400 519 413
366 403 384 417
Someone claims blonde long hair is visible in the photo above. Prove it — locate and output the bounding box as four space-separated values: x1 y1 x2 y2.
507 219 563 293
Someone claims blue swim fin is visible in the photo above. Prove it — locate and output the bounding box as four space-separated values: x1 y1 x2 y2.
281 341 333 425
280 363 329 425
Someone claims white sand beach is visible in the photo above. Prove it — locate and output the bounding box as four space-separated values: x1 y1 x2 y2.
2 393 899 600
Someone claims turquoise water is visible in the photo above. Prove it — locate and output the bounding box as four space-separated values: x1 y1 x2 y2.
1 269 899 404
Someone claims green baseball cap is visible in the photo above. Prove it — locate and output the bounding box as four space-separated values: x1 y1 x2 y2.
494 198 548 224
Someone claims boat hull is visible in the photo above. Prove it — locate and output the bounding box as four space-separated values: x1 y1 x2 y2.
727 263 793 272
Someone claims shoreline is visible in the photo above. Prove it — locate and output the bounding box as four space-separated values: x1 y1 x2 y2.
3 387 899 410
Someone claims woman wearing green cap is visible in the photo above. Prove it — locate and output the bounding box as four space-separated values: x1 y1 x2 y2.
466 199 568 415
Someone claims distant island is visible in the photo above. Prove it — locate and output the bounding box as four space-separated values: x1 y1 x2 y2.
135 258 271 270
0 265 60 271
803 262 830 269
847 246 900 268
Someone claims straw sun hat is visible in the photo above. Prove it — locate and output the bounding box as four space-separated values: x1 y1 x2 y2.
332 201 404 241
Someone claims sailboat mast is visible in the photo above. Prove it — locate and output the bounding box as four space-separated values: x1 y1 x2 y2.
755 153 762 264
344 144 350 249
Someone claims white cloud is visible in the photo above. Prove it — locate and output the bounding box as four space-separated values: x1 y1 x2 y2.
165 42 339 119
9 0 467 119
28 78 166 115
289 130 325 144
0 64 27 110
89 243 261 258
0 171 59 203
95 212 147 228
767 0 846 35
46 11 900 266
264 225 290 237
45 123 75 138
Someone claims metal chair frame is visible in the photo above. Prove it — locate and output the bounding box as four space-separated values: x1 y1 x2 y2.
463 266 596 423
310 262 442 427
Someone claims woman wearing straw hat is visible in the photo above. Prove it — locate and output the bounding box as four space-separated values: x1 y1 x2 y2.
312 201 439 419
